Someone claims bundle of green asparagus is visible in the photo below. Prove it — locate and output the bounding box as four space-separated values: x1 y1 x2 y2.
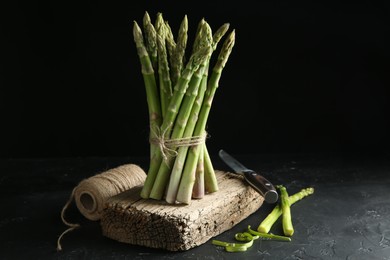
133 12 235 204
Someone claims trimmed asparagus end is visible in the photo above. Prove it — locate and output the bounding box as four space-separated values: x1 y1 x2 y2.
257 204 282 233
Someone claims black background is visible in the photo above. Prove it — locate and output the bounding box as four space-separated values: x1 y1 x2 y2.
1 0 387 158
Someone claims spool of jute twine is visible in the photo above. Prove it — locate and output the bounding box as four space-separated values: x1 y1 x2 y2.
57 164 146 251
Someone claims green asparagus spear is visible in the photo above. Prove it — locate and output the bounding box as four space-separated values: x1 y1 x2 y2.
156 23 172 118
199 23 230 194
133 21 162 160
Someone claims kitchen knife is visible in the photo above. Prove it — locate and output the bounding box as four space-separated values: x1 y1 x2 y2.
218 149 278 203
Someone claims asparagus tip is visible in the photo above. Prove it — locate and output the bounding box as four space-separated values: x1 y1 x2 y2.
143 11 151 25
212 23 231 48
133 21 143 41
213 29 235 71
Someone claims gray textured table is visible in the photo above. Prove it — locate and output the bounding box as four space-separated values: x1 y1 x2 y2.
1 153 389 259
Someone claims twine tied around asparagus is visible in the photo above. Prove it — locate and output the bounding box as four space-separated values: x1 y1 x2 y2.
150 125 208 161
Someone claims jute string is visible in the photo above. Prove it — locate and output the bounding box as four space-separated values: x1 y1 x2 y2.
57 164 146 251
150 125 208 161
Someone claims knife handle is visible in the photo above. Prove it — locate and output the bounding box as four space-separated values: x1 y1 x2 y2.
243 170 278 203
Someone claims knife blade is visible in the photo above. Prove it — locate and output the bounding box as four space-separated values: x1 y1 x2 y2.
218 149 278 203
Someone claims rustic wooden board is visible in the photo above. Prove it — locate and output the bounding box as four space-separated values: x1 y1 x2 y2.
100 170 264 251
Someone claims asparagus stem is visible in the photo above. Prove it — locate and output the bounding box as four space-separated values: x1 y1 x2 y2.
213 232 257 252
176 30 235 204
278 185 294 236
171 15 188 86
140 45 211 199
133 21 162 160
192 143 205 199
143 12 158 71
257 187 314 233
198 24 229 194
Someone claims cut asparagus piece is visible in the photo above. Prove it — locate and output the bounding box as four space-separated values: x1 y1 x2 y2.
257 187 314 233
248 226 291 242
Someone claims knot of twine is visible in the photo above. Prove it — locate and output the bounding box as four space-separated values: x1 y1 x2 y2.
150 125 208 161
57 164 146 251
